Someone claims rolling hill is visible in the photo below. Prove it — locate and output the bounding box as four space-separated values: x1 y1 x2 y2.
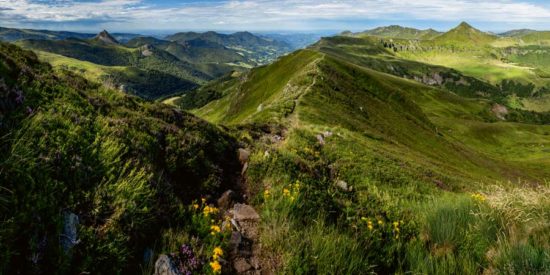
352 25 442 40
166 31 292 65
177 25 550 273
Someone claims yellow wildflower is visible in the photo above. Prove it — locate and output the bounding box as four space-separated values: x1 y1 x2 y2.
264 189 270 199
213 246 224 260
201 197 206 204
203 206 219 216
193 203 199 210
360 217 368 222
393 221 399 227
283 188 290 196
209 261 222 274
471 193 486 202
378 220 384 225
213 247 223 257
367 224 373 231
210 225 221 235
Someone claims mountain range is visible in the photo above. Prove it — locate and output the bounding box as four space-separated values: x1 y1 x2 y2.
2 28 295 99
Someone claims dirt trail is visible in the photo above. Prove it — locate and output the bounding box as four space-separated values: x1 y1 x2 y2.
224 56 324 274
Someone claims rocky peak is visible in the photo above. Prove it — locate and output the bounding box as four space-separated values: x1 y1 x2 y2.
94 30 119 44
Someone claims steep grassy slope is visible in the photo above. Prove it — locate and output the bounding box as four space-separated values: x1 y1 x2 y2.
36 51 197 100
188 40 550 273
0 42 241 273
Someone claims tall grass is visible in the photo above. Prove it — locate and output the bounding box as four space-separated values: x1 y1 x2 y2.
406 194 501 274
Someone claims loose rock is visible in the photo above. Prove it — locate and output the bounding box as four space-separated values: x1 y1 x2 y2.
238 148 251 164
154 255 179 275
233 204 260 221
60 211 79 253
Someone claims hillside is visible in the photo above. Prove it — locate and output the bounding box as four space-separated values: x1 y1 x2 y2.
15 32 232 99
0 42 243 273
127 36 246 65
359 22 550 113
183 32 550 273
354 25 441 40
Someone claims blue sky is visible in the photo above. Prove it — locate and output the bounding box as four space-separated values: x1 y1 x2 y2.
2 0 550 33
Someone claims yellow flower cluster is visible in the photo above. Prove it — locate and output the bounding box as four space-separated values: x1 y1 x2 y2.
393 221 401 239
209 247 223 273
213 246 223 260
282 180 301 202
210 225 221 235
471 193 486 202
209 260 221 274
264 189 271 199
203 205 219 216
361 217 373 230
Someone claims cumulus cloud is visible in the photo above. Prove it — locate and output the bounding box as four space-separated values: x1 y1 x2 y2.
1 0 550 31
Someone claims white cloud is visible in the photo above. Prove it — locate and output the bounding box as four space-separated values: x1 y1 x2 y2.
1 0 550 31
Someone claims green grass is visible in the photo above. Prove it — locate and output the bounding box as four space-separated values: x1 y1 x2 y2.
0 42 239 273
186 34 550 273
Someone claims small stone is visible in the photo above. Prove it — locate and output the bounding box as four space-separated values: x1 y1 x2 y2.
233 258 252 273
316 134 325 145
336 180 349 192
143 247 154 264
238 148 251 164
60 211 79 253
230 231 243 248
249 256 261 269
241 162 249 175
154 255 179 275
233 204 260 221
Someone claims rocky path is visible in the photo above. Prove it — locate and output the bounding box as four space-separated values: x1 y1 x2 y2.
225 148 263 274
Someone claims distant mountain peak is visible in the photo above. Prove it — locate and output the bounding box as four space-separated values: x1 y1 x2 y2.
434 21 496 45
94 30 119 44
457 21 473 28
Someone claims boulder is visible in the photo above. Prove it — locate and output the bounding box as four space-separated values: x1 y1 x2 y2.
154 255 180 275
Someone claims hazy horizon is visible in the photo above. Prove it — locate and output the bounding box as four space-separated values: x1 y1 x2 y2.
2 0 550 34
